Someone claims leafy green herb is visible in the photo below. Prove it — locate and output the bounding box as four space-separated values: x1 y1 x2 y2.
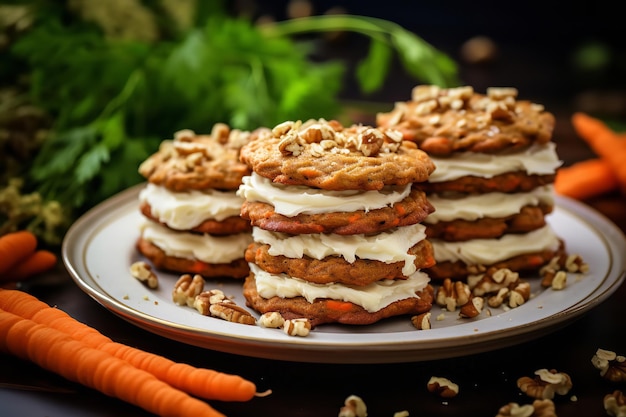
3 2 459 244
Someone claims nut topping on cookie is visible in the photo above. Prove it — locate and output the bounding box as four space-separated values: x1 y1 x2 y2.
240 119 435 191
274 119 401 158
139 124 263 191
377 85 555 155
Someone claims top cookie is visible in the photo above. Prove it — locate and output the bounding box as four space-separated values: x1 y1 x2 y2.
376 85 555 156
239 119 435 191
139 124 267 191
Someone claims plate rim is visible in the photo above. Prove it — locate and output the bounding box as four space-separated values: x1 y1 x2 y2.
62 184 626 363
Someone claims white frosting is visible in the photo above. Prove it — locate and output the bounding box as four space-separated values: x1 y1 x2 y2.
139 183 244 230
250 263 430 313
139 220 251 263
430 224 561 265
426 185 555 223
252 223 427 276
237 172 411 216
428 142 563 183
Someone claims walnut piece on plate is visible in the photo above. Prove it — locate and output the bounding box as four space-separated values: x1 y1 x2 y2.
130 261 159 289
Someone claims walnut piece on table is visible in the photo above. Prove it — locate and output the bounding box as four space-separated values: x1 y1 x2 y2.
517 369 572 400
604 390 626 417
495 399 556 417
592 348 626 382
338 394 367 417
427 376 459 398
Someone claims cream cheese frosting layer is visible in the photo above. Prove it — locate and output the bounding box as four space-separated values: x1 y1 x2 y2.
430 224 561 265
139 183 244 230
428 142 562 183
250 263 430 313
139 220 252 263
425 185 555 223
252 223 427 276
237 172 412 216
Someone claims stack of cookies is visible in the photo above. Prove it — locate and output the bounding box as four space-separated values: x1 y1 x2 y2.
237 118 437 327
136 124 265 279
377 85 566 281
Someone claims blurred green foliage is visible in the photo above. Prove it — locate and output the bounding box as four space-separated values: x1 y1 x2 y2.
0 0 459 245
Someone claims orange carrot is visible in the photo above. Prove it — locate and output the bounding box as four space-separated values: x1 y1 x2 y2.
0 288 260 402
0 231 38 276
571 112 626 194
555 158 620 200
0 307 225 417
0 249 57 282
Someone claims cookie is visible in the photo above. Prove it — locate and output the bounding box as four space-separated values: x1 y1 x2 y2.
240 187 434 235
376 85 565 280
243 271 435 327
415 172 555 194
376 85 555 156
425 225 566 280
140 201 251 235
245 237 435 285
237 119 437 326
425 204 552 241
139 124 268 191
136 237 250 279
425 240 566 281
239 119 435 191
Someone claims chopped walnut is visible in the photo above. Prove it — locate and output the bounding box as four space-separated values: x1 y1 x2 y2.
468 267 520 297
172 274 205 307
130 261 158 289
411 312 431 330
496 399 556 417
283 318 311 337
487 288 510 308
274 118 402 158
427 376 459 398
338 395 367 417
564 253 589 273
459 296 484 318
540 254 589 289
193 289 229 315
604 390 626 417
592 349 626 382
435 278 471 311
258 311 285 328
468 267 530 308
517 369 572 400
509 281 531 308
209 302 256 325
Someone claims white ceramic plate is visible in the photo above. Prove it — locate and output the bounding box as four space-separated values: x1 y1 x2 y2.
62 184 626 363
